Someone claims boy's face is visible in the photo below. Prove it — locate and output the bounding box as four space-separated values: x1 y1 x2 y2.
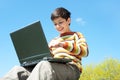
53 17 71 34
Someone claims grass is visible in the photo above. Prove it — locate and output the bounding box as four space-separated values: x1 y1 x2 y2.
79 58 120 80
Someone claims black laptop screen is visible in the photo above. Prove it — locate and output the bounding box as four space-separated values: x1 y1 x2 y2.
10 21 51 65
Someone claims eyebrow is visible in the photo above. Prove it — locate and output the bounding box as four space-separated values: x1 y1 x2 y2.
54 19 63 23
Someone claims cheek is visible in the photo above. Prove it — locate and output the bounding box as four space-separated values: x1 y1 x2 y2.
54 26 59 30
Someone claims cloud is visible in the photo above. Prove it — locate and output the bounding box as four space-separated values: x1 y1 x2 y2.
75 17 86 26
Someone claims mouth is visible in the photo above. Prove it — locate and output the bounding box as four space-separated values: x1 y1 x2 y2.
58 27 64 31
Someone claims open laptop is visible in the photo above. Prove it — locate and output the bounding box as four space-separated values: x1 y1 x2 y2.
10 21 72 67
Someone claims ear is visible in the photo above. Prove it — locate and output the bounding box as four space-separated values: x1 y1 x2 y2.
67 18 71 24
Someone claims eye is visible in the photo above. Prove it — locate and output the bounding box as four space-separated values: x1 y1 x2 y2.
54 21 64 26
59 22 62 24
59 21 63 24
58 21 64 25
54 23 57 26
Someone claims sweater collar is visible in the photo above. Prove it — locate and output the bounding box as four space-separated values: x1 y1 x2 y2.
60 32 75 37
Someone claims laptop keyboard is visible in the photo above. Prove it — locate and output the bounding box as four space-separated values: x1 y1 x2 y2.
21 59 42 67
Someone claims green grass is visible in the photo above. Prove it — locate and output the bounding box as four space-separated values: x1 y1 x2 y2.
79 58 120 80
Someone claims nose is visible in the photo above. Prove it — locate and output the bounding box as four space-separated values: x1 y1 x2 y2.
56 24 60 28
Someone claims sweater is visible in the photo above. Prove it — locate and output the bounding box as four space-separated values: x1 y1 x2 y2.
49 32 89 72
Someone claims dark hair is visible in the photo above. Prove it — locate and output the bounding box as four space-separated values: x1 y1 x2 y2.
51 7 71 21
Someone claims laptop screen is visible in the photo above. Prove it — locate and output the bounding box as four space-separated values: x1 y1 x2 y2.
10 21 51 66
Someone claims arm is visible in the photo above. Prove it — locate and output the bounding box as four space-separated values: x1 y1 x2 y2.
61 32 89 57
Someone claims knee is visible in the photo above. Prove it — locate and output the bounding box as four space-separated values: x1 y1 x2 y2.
10 66 22 71
13 66 24 70
10 66 27 73
35 61 52 70
37 61 50 66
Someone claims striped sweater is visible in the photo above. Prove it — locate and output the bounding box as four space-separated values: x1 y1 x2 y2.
49 32 89 72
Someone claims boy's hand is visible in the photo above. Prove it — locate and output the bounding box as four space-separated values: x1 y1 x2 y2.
49 40 63 48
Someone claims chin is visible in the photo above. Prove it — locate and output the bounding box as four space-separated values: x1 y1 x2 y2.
58 30 66 34
59 31 64 33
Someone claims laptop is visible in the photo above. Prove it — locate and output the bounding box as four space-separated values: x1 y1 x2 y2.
10 21 72 67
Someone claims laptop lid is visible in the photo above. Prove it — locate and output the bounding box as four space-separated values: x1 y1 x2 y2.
10 21 51 66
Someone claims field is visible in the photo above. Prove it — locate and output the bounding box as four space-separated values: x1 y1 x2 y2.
79 58 120 80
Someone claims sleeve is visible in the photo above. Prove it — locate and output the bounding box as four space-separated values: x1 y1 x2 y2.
62 32 89 57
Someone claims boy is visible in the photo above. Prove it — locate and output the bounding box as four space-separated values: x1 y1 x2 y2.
1 7 88 80
48 7 89 79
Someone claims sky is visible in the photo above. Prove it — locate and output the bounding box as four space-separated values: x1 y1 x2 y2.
0 0 120 77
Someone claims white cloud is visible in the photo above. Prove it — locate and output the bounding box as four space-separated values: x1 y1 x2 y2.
75 17 86 26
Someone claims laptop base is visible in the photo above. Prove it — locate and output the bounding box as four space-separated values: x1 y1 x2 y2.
43 57 72 64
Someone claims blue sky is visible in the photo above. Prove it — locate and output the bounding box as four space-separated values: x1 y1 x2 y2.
0 0 120 77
